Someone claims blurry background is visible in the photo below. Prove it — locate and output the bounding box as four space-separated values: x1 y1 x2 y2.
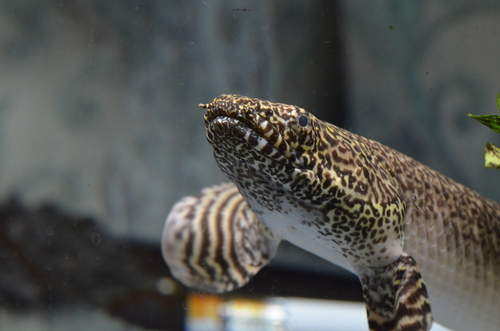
0 1 499 330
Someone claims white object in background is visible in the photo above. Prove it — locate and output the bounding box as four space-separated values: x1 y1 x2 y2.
270 297 452 331
186 295 453 331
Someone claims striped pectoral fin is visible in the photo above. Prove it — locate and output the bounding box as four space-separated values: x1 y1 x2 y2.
358 252 433 331
161 183 280 293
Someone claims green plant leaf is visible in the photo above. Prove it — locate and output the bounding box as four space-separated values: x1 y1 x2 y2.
468 114 500 134
485 143 500 169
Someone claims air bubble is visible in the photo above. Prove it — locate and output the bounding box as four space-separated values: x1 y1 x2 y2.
247 282 254 292
91 233 101 245
156 277 177 295
62 273 69 285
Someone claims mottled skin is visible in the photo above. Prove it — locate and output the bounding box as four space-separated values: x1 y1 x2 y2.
204 95 408 268
163 95 500 331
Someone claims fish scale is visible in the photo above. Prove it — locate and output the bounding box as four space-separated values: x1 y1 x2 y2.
162 95 500 331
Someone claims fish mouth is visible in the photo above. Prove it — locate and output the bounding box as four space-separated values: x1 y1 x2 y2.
202 101 303 168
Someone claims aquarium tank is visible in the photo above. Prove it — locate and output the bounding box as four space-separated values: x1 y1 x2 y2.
0 1 499 331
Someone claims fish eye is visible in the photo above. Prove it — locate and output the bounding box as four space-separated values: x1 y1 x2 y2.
298 115 308 127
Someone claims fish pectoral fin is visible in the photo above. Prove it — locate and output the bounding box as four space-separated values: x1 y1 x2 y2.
162 182 280 293
357 252 433 331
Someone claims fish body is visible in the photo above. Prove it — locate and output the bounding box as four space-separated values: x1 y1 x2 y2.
163 95 500 331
